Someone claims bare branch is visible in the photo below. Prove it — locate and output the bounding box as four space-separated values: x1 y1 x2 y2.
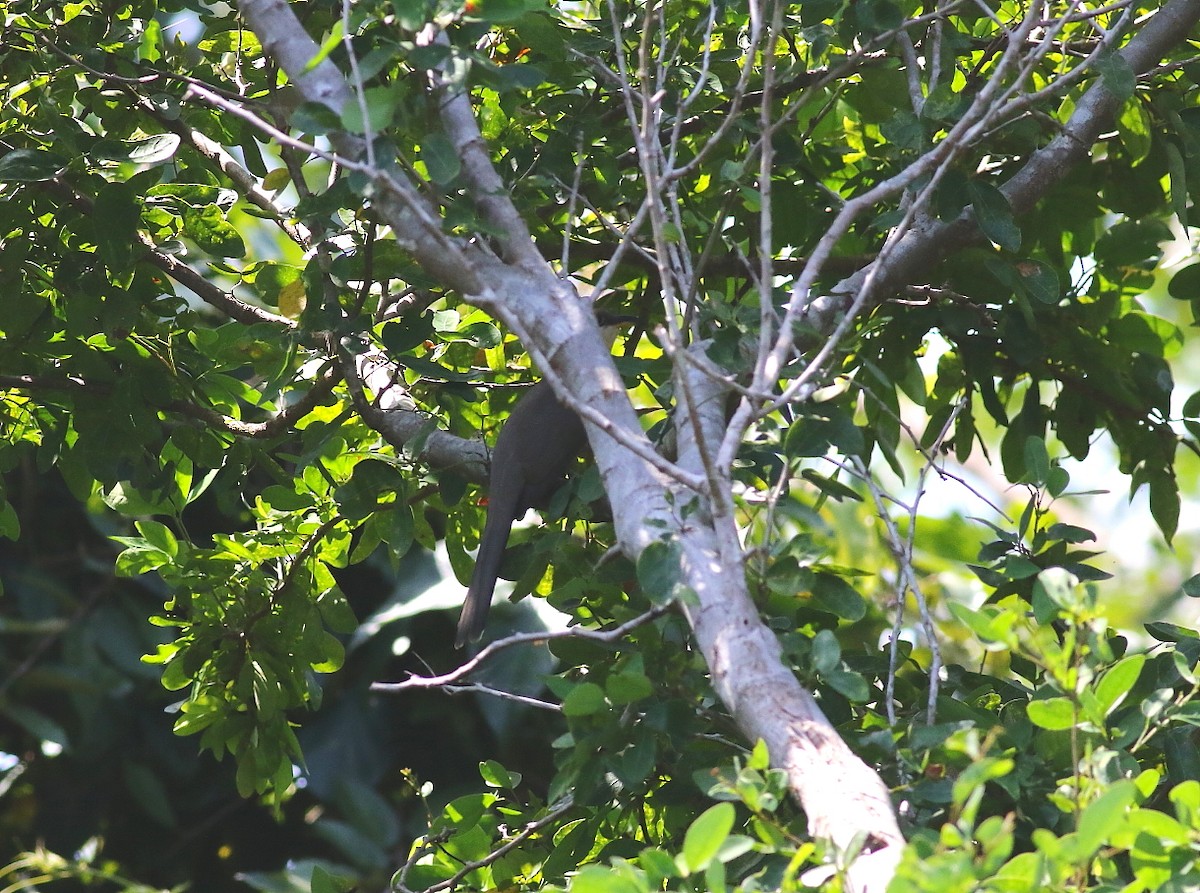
419 25 544 271
238 0 485 294
338 342 489 483
371 605 672 693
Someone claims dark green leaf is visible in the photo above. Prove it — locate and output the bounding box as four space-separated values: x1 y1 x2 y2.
0 148 68 181
1017 260 1060 304
969 182 1021 252
94 182 142 270
1169 264 1200 300
810 572 866 621
182 205 246 257
1023 436 1050 485
1097 51 1135 100
636 538 688 606
1149 471 1180 543
420 133 461 184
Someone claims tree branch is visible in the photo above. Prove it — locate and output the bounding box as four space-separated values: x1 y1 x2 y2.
804 0 1200 333
30 173 296 329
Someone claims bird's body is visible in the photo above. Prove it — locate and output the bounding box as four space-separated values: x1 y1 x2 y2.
455 380 588 648
455 312 635 648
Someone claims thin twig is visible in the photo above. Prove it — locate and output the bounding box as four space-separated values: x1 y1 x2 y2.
371 605 671 693
394 798 575 893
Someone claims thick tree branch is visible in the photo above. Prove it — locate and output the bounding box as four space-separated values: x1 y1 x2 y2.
420 26 545 271
0 369 340 439
235 3 905 887
238 0 485 295
232 6 1200 893
29 34 311 250
673 348 905 890
804 0 1200 333
29 173 296 329
338 343 489 482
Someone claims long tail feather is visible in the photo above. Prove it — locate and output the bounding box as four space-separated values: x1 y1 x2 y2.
456 486 521 648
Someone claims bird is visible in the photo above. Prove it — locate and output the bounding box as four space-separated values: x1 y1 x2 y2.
455 312 635 648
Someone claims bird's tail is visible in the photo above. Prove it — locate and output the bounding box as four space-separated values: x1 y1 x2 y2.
456 489 520 648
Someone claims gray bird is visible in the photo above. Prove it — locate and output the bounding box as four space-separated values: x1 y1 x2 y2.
455 314 635 647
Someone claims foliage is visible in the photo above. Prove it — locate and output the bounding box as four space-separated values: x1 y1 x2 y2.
2 0 1200 891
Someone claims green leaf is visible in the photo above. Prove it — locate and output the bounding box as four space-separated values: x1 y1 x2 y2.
1017 259 1060 305
714 835 756 864
799 469 863 502
638 848 680 884
304 19 344 72
242 861 356 893
561 682 607 716
114 541 172 576
811 629 840 674
0 148 68 181
292 101 343 134
310 865 342 893
951 756 1014 806
468 0 541 23
1116 95 1152 162
94 182 142 270
679 802 735 874
1166 141 1189 233
606 670 653 705
1148 471 1180 543
420 133 462 184
570 865 645 893
1182 573 1200 597
1044 523 1095 544
124 760 178 827
1145 621 1198 642
1170 780 1200 827
1168 264 1200 301
392 0 429 29
0 502 18 540
479 760 521 789
482 61 547 91
1076 780 1136 853
136 519 179 558
636 538 688 607
103 481 180 517
1023 436 1050 485
310 632 345 673
1097 51 1136 100
3 704 71 747
824 666 871 702
1026 697 1077 730
341 85 400 134
381 314 436 354
969 182 1021 252
159 655 193 691
182 204 247 257
125 133 181 165
611 731 656 788
1094 654 1145 716
810 572 866 621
